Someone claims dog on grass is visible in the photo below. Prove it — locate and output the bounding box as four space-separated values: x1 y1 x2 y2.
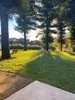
12 49 18 54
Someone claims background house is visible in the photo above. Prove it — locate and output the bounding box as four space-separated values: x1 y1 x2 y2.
9 38 17 44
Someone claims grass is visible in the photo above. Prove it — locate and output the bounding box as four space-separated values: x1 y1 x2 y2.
0 50 75 93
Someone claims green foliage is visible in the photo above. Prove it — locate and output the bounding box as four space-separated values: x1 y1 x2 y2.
49 46 56 51
15 0 36 33
10 44 41 50
10 44 24 49
27 45 41 50
69 25 75 46
0 0 31 59
50 40 60 51
35 0 60 50
0 0 29 14
14 0 36 51
62 0 75 47
41 34 54 49
64 0 75 22
73 46 75 52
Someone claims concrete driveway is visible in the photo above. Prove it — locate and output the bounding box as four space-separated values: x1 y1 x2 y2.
5 81 75 100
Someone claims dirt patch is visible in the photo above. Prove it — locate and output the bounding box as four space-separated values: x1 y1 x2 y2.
0 71 33 100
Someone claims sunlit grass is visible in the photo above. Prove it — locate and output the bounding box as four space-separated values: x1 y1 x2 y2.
0 50 42 73
51 51 75 61
0 50 75 93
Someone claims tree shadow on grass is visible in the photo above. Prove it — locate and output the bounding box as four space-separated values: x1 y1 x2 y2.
0 50 17 61
18 51 75 93
31 51 43 58
0 57 17 62
67 52 75 56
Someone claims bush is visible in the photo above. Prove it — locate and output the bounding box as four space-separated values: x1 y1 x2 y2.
10 44 24 49
73 46 75 52
49 46 56 51
27 45 41 50
10 44 41 50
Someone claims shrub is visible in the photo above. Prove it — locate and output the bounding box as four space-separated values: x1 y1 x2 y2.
10 44 41 50
49 46 56 51
73 46 75 52
10 44 24 49
27 45 41 50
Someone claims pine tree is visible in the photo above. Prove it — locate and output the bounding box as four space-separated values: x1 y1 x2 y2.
64 0 75 46
15 11 36 51
0 0 31 59
34 0 67 51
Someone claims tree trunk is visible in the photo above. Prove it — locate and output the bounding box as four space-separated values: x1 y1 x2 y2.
60 33 63 51
59 21 63 51
46 24 49 51
46 3 49 51
71 25 75 46
1 13 10 59
24 31 27 51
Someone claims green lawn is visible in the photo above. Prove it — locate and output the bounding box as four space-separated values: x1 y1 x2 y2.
0 50 75 93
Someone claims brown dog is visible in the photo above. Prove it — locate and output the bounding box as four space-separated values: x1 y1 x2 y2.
12 49 18 54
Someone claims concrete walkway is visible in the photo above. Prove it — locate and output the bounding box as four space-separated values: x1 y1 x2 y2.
5 81 75 100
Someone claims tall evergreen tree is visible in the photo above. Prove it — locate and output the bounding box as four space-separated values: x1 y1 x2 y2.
15 0 36 51
0 0 31 59
0 0 21 59
34 0 66 51
54 0 71 51
64 0 75 46
15 13 36 51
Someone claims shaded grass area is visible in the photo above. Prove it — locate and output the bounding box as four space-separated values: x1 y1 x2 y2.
20 51 75 93
0 50 75 93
